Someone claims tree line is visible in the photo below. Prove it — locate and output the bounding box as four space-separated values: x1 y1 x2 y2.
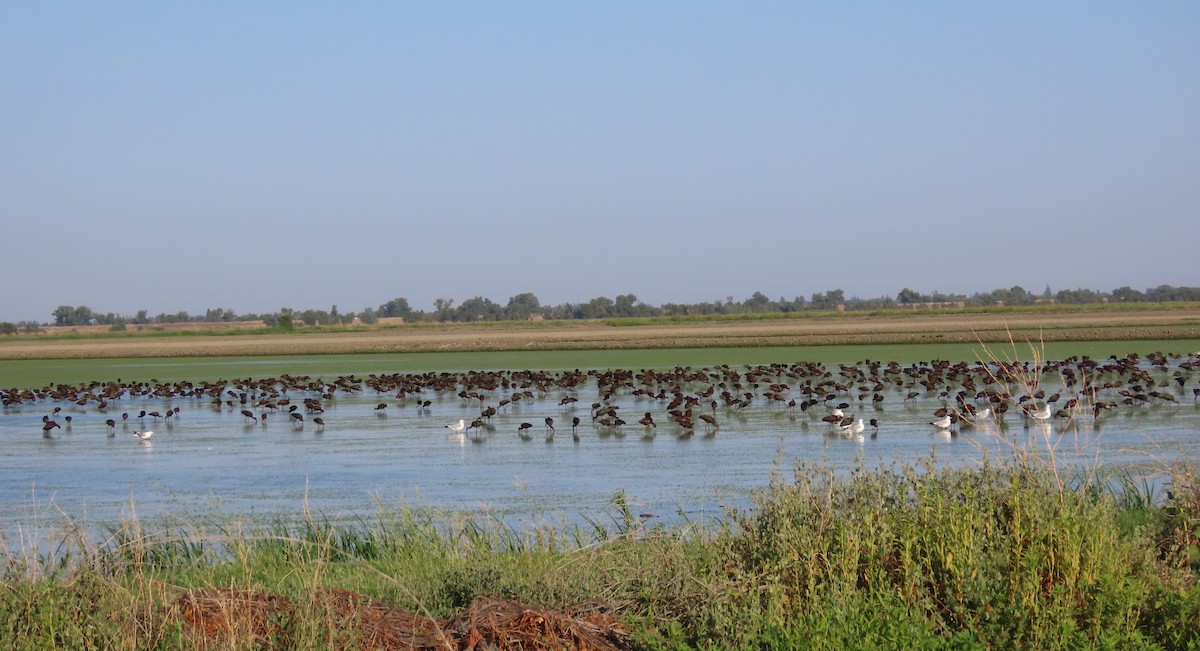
3 284 1198 333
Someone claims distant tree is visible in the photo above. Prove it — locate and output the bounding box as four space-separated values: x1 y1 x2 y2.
378 297 413 320
806 289 847 310
452 297 502 322
744 292 772 313
433 298 455 321
576 296 615 319
896 288 924 304
504 292 542 320
614 293 652 317
1111 286 1143 302
778 296 807 312
204 307 236 322
0 322 16 335
153 311 190 324
1144 284 1200 302
299 309 333 326
275 310 294 330
541 302 574 320
51 306 70 325
1056 288 1103 304
53 305 95 326
990 286 1032 306
1008 286 1030 305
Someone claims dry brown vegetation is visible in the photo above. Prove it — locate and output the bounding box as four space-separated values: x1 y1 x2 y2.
3 309 1200 359
166 589 628 651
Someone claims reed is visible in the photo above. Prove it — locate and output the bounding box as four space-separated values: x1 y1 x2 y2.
2 452 1198 649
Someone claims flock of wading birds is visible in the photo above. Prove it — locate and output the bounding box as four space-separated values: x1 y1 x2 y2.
5 351 1200 445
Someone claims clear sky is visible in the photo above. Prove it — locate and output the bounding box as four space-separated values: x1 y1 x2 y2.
2 3 1197 323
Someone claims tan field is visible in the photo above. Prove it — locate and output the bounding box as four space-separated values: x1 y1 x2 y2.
3 309 1199 359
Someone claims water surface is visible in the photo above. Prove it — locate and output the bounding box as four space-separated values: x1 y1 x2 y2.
3 363 1197 549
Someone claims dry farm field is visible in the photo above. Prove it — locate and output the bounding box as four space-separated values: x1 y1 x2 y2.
4 309 1200 359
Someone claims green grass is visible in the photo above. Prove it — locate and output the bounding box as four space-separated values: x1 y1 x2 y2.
3 456 1199 650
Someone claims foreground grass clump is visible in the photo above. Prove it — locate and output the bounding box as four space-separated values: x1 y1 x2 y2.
691 458 1200 650
3 461 1200 650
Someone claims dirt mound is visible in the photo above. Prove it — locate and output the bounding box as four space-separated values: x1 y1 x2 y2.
444 594 630 651
169 588 631 650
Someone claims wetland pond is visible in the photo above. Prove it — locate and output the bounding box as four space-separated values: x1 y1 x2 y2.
3 357 1199 549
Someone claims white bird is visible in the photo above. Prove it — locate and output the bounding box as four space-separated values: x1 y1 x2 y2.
962 407 991 427
445 419 467 434
930 415 953 429
838 417 865 437
1028 403 1052 421
133 430 153 441
835 417 864 439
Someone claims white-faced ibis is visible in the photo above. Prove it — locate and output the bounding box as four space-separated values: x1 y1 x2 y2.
468 418 485 437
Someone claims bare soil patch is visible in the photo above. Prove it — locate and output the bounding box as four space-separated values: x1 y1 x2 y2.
3 310 1200 360
167 588 630 650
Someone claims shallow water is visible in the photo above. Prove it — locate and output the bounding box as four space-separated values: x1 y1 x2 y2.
3 367 1199 550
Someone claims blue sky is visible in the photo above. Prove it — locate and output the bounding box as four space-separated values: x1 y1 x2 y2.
2 3 1196 322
